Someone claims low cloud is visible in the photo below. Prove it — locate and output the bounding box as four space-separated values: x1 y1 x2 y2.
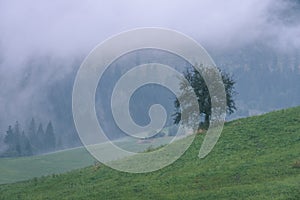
0 0 299 133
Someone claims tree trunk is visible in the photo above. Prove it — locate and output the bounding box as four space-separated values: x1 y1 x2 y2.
204 114 210 128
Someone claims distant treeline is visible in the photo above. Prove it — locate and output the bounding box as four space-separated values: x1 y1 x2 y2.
1 118 60 157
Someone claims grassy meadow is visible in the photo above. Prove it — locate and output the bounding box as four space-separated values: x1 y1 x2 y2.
0 107 299 199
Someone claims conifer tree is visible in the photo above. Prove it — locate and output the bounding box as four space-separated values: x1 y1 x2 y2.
36 123 45 153
45 121 56 151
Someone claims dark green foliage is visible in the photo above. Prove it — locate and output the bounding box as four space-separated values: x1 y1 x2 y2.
174 66 236 128
3 122 23 156
3 125 17 156
44 121 56 152
2 119 57 157
28 118 38 152
4 126 13 147
36 123 45 153
20 131 32 156
13 121 21 155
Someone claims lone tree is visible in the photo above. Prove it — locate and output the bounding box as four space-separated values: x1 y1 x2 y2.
173 66 236 129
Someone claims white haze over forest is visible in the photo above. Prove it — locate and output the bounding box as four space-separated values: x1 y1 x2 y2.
0 0 299 149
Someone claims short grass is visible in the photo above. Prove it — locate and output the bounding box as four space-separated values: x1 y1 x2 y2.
0 147 93 184
0 106 299 199
0 133 177 184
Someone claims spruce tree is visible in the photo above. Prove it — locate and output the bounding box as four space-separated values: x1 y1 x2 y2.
4 125 14 155
20 131 32 156
28 118 38 153
14 121 21 156
36 123 45 153
45 121 56 152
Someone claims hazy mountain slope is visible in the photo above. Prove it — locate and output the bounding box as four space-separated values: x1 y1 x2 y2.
0 106 299 199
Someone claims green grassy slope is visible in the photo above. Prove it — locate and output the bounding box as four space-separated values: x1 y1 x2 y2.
0 135 177 184
0 147 94 184
0 107 299 200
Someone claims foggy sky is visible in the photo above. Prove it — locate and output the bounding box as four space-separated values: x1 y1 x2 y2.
1 0 299 66
0 0 300 133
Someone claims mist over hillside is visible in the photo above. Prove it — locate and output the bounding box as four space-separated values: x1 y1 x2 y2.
0 0 299 151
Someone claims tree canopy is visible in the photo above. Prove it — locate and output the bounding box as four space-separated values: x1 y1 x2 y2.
1 119 58 157
173 67 236 129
